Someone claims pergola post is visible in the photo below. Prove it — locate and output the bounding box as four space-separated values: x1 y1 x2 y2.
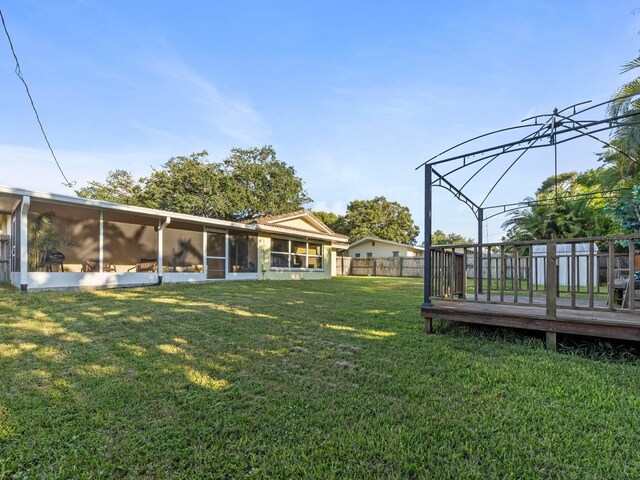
477 207 483 294
423 164 432 308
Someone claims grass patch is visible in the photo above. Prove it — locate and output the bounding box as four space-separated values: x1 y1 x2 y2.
1 277 640 478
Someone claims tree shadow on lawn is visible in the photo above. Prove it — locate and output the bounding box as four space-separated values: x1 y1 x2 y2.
0 280 408 476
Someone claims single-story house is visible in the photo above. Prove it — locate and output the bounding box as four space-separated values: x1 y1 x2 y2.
0 186 349 291
346 237 423 258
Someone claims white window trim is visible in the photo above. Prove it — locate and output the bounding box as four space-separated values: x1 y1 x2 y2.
270 238 324 272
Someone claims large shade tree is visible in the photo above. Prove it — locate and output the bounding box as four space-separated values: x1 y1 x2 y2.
222 146 311 221
75 170 143 206
342 196 419 244
76 146 311 221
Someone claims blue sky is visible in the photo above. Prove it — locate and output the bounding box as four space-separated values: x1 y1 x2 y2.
1 1 640 242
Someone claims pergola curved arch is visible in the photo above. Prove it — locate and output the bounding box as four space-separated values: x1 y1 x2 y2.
418 94 640 307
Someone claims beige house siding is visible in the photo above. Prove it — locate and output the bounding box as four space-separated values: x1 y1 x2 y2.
258 234 332 280
348 241 422 258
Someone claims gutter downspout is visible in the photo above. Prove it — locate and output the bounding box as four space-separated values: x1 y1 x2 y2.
20 195 30 291
156 216 171 285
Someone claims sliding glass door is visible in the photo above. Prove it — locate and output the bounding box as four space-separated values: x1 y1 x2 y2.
205 230 258 280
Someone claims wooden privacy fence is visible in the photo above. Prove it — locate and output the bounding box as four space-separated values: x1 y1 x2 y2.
0 235 9 283
335 256 424 278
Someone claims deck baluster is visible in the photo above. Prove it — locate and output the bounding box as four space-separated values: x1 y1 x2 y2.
608 240 615 311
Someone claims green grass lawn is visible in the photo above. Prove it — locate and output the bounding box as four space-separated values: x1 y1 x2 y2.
2 277 640 478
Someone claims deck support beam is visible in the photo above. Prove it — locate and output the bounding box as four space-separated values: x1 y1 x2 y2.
424 316 433 334
545 331 557 351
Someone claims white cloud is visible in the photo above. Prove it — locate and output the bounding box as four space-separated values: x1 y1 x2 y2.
311 200 347 215
0 144 169 194
150 57 270 144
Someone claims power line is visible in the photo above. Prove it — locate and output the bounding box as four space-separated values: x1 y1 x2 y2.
0 7 75 187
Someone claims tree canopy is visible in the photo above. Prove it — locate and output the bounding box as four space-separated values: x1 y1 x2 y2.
341 196 419 244
312 211 349 236
75 169 143 206
431 230 473 245
315 197 419 244
76 146 311 221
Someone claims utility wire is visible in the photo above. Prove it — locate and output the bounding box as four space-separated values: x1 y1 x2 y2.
0 7 75 187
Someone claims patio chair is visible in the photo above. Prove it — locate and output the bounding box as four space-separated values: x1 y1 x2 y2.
83 260 117 272
44 250 65 272
128 258 158 273
82 259 99 272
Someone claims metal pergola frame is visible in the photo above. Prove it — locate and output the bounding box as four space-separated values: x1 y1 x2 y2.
417 94 640 308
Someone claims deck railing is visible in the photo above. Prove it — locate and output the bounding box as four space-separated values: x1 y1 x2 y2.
430 235 640 315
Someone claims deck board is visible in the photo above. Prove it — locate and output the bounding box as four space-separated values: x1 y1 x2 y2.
421 300 640 342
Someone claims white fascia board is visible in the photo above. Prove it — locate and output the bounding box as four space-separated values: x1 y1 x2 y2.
0 186 256 231
0 186 351 243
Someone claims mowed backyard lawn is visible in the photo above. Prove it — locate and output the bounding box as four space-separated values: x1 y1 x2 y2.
2 278 640 478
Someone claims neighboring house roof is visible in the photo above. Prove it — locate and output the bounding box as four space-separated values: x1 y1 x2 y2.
244 210 350 242
0 186 348 245
347 236 424 251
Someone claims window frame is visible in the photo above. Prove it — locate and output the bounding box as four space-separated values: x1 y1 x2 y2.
270 237 324 271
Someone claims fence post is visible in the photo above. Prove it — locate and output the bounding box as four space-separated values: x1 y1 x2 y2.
400 257 404 277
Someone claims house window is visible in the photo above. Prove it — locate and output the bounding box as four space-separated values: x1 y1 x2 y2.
354 253 361 258
392 251 399 257
372 241 376 246
270 238 323 270
366 252 373 258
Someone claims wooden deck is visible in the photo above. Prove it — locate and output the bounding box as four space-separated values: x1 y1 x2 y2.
423 236 640 349
421 300 640 348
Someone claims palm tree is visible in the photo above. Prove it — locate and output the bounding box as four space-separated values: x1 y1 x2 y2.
605 54 640 179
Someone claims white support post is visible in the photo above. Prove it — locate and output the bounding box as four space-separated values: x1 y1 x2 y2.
157 216 171 281
19 195 30 290
99 209 104 272
202 228 207 275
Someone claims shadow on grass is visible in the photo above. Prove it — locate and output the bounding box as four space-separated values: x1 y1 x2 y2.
0 278 413 476
437 319 640 363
